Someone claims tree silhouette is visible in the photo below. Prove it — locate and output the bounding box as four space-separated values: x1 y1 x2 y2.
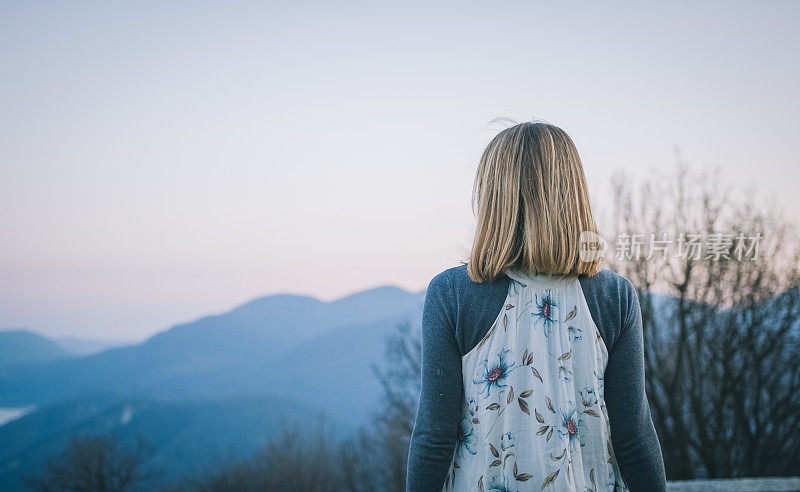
28 435 150 492
605 161 800 479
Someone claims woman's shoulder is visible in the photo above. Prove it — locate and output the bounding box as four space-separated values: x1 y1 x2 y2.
579 268 640 346
427 264 511 296
426 264 512 354
580 268 637 300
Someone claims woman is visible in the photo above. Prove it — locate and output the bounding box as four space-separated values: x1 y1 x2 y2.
406 122 666 491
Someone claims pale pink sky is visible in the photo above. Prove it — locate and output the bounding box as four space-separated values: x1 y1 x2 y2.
1 1 798 341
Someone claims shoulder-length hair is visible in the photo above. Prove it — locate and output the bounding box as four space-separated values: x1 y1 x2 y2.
467 121 601 282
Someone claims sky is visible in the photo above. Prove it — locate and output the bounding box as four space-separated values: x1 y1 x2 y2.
1 1 798 341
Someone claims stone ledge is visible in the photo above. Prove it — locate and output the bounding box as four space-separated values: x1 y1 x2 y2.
667 477 800 492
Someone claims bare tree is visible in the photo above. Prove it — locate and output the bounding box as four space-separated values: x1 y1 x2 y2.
604 160 800 479
369 321 422 492
28 435 150 492
179 420 378 492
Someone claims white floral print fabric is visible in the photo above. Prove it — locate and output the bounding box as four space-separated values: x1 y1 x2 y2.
443 269 626 491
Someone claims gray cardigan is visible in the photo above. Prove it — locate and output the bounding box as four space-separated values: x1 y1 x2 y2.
406 265 667 491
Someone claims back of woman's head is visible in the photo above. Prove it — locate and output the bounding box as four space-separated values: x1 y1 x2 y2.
468 121 600 282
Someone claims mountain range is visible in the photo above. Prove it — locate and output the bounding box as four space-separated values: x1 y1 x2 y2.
0 285 426 490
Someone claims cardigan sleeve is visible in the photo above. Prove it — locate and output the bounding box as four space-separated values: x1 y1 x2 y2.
406 270 463 492
604 277 668 491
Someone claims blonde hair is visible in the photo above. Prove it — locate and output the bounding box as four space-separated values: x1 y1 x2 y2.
467 121 601 282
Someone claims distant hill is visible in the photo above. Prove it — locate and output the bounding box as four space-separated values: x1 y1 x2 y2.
0 285 425 490
0 393 337 491
0 330 68 369
0 286 425 408
1 282 793 490
54 336 130 356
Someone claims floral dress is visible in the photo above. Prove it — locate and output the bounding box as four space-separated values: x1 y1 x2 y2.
443 269 626 492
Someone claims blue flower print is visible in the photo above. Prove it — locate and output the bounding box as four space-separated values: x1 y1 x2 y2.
467 396 479 416
501 431 516 451
456 418 478 457
533 290 557 337
580 387 598 407
488 474 517 492
558 408 588 450
593 369 606 398
558 364 573 384
473 348 516 399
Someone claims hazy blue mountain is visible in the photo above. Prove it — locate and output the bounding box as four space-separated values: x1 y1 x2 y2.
248 311 419 422
54 336 131 356
0 285 425 490
2 280 793 490
0 393 337 491
0 286 424 407
0 330 68 369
